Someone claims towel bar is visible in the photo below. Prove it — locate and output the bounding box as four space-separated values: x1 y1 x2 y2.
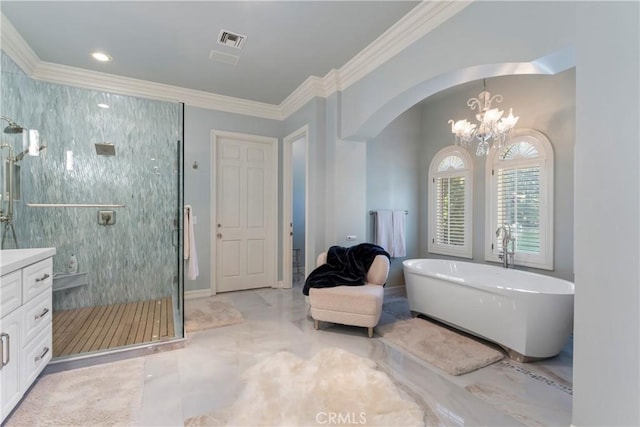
369 210 408 215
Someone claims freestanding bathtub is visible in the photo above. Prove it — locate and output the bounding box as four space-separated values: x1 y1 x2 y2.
402 259 574 362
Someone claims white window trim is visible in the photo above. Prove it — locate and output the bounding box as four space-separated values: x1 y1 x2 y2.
485 128 554 270
428 146 473 259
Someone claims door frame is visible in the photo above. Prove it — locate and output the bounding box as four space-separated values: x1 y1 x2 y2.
210 129 278 295
282 125 309 289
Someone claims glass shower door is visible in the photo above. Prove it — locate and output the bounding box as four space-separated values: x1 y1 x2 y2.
1 50 186 359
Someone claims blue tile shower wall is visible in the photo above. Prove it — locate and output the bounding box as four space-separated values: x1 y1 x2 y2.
1 53 182 310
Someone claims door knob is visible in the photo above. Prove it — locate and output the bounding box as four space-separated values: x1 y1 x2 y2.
217 233 223 238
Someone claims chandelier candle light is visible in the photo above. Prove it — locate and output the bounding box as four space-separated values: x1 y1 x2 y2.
448 80 519 156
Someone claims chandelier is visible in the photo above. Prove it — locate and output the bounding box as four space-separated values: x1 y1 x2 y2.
448 80 519 156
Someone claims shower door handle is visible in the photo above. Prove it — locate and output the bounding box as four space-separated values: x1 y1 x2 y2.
172 228 181 248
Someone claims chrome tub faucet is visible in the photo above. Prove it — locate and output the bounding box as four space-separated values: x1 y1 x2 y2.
496 224 515 268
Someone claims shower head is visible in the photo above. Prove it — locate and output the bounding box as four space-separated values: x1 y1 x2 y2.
4 122 24 134
0 115 25 134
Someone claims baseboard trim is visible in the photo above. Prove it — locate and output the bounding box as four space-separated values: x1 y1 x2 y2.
184 289 212 300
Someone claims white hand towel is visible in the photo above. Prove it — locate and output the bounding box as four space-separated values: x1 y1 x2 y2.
374 210 394 256
392 210 406 258
184 205 199 280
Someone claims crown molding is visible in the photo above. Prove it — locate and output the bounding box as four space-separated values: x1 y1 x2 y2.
279 69 345 117
32 61 282 119
333 1 473 93
2 2 471 120
278 1 473 116
0 13 39 74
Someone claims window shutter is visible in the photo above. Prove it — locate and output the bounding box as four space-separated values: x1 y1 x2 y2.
429 147 472 259
496 166 541 253
436 176 466 246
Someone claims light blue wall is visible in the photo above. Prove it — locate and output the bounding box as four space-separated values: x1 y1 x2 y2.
183 105 282 292
573 3 639 425
1 53 182 310
366 105 421 287
420 70 575 281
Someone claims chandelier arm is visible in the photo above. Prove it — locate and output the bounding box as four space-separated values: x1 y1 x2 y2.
487 94 503 108
467 97 482 112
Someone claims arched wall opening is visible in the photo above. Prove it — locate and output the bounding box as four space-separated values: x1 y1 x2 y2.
349 47 575 142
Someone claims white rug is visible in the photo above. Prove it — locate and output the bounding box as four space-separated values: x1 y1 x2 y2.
185 297 244 333
5 358 144 426
185 348 425 426
377 317 504 376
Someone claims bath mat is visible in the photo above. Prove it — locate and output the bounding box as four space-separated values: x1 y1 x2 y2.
377 317 504 376
5 357 144 426
185 297 244 333
184 347 425 426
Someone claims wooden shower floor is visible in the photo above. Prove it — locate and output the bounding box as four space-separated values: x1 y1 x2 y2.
53 297 175 358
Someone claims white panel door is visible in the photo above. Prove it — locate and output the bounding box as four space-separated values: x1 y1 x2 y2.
215 133 275 293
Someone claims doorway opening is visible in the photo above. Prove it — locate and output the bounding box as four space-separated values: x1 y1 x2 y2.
283 125 309 289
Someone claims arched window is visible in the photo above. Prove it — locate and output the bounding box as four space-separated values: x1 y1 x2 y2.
428 146 473 258
485 129 554 270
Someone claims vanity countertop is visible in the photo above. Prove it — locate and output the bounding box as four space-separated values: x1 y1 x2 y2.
1 248 57 276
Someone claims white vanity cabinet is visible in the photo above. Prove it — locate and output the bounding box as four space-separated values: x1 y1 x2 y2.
1 248 56 423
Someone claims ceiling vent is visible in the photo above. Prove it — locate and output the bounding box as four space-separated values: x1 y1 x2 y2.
209 50 240 66
217 30 246 49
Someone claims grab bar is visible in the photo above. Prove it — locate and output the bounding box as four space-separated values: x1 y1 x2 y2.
26 203 125 208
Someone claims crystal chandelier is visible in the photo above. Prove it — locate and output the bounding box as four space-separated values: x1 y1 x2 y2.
448 80 519 156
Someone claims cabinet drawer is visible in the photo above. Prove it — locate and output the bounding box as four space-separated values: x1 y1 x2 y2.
23 322 52 387
23 258 53 301
0 270 22 316
22 290 52 345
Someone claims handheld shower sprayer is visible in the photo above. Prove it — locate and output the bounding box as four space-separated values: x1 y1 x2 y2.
14 145 47 162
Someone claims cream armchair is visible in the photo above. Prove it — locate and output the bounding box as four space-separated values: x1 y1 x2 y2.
308 251 390 337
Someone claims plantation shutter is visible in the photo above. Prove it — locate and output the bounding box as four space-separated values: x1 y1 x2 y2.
436 176 465 246
496 166 541 253
429 148 472 258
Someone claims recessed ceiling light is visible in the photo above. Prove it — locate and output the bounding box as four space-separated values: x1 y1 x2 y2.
97 103 110 109
91 52 112 62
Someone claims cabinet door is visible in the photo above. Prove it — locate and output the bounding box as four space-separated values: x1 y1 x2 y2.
0 308 23 423
0 270 22 316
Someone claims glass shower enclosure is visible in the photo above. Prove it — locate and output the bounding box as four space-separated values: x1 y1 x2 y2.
0 52 185 359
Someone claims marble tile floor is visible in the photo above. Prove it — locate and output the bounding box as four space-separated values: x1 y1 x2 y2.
15 284 572 426
132 285 573 426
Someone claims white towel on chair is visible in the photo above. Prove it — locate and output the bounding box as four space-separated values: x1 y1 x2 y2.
184 205 199 280
392 210 406 258
374 210 394 256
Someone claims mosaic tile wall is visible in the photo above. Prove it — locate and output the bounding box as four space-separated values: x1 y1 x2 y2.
1 53 183 311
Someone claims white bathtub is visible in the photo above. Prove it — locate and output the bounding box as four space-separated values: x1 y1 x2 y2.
402 259 574 361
